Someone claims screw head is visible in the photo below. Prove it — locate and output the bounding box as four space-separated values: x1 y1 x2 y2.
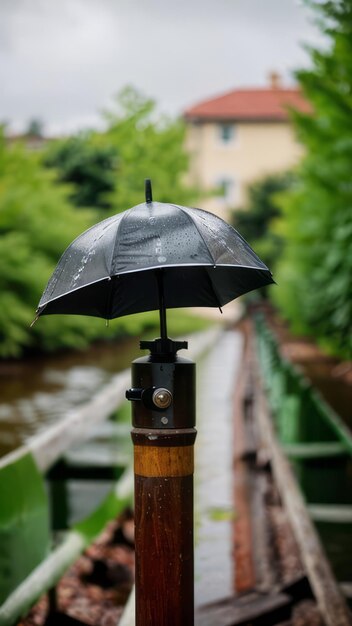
152 387 173 409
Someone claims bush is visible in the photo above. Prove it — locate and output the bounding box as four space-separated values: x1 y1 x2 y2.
272 0 352 358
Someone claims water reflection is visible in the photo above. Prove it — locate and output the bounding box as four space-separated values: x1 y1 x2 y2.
0 338 139 457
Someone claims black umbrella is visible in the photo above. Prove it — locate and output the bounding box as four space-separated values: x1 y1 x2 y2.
35 179 273 338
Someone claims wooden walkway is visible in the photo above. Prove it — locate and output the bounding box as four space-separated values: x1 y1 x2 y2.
195 328 243 605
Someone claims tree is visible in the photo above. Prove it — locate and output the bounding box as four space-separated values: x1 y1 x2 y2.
25 118 44 138
44 87 197 213
102 86 197 212
273 0 352 358
44 134 118 210
0 131 102 357
232 172 293 276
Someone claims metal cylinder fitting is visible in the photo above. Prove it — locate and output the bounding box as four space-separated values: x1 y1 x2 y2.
130 356 195 429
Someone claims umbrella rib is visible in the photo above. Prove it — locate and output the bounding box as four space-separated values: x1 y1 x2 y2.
174 204 271 270
171 204 217 266
39 214 123 308
109 207 133 274
105 276 115 320
205 267 224 310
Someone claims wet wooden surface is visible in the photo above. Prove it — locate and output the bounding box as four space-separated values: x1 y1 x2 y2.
196 591 292 626
195 329 243 606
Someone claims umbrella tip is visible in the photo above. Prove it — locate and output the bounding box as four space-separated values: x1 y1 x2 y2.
145 178 153 204
30 312 40 328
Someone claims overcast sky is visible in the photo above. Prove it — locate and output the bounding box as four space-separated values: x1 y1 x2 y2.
0 0 323 135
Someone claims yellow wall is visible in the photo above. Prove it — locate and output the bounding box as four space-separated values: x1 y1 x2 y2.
185 120 303 218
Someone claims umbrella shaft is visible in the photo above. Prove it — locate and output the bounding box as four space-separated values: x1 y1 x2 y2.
157 270 168 340
159 307 167 340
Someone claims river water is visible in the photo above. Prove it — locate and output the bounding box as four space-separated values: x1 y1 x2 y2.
0 338 140 458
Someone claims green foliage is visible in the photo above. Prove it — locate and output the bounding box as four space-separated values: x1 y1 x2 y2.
273 0 352 358
44 87 197 214
44 134 117 210
232 172 293 275
103 86 197 211
0 133 103 357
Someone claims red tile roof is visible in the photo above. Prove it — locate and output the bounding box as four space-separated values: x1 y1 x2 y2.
184 88 311 122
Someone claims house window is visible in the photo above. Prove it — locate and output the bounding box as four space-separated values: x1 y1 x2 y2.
216 177 236 205
218 123 236 144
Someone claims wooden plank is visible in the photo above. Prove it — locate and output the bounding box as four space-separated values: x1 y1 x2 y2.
252 347 352 626
233 342 257 593
196 591 292 626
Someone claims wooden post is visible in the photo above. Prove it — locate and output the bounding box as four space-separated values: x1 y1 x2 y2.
127 341 196 626
132 429 196 626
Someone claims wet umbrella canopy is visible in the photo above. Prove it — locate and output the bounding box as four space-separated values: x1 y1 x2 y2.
36 180 273 328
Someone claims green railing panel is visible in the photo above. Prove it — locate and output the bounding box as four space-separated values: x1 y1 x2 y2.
277 395 301 444
254 314 351 455
312 391 352 456
292 456 352 505
282 442 347 460
299 389 337 443
0 453 49 605
0 467 133 626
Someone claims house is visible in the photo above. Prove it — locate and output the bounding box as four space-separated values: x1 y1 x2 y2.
184 75 310 218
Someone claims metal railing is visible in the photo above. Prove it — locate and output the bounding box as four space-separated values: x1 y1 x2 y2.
254 314 352 456
254 314 352 519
